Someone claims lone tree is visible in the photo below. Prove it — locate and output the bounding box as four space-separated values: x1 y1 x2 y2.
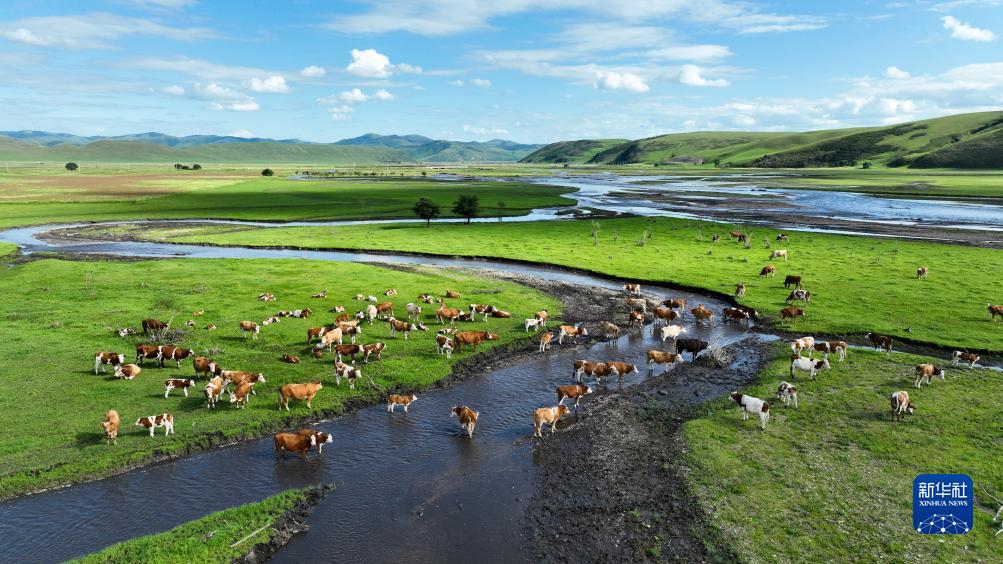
452 194 480 225
412 197 441 227
496 200 507 221
65 162 78 172
192 163 202 170
261 168 274 176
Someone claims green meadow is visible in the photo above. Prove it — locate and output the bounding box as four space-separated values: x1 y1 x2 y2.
0 257 559 499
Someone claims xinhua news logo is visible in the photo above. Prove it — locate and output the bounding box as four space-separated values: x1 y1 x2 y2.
913 474 973 534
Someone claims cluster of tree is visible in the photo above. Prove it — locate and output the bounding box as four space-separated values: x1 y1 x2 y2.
173 163 202 171
65 162 78 171
261 168 274 176
412 194 481 227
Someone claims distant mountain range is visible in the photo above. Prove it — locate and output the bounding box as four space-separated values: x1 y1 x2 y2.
520 111 1003 169
0 131 542 164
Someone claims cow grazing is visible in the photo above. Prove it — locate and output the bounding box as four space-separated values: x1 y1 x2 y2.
274 432 317 461
135 344 162 366
783 275 802 289
647 350 683 371
141 318 168 335
723 307 751 322
280 354 301 364
363 342 385 363
159 345 193 369
865 332 893 351
759 265 776 278
915 364 946 388
295 428 334 454
452 331 499 352
731 392 770 430
312 291 327 299
193 356 222 378
445 290 461 299
779 307 804 323
278 381 323 411
114 364 142 380
135 413 174 437
728 231 742 239
770 249 789 262
890 391 915 422
557 324 588 345
240 320 260 340
435 334 453 358
675 338 709 360
533 405 571 438
952 351 980 369
164 378 195 398
623 283 642 295
988 304 1003 321
776 233 790 242
229 381 253 409
735 283 746 298
916 266 929 279
389 317 426 340
335 344 362 364
790 357 830 381
776 382 798 409
556 383 592 409
785 289 811 305
450 406 479 437
387 394 418 413
405 303 423 321
790 336 816 357
94 352 125 374
691 304 714 323
660 324 687 343
101 410 120 445
539 332 553 352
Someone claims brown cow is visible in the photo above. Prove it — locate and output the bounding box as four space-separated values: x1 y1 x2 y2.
159 345 193 369
450 405 479 437
783 275 802 289
335 313 350 323
988 304 1003 322
539 331 553 352
573 360 617 385
101 409 120 445
164 378 195 398
952 351 980 369
363 342 386 363
759 265 776 278
890 391 915 422
780 307 805 323
142 318 168 335
278 381 323 411
317 327 344 350
865 332 893 351
723 307 751 322
135 344 162 366
376 301 395 319
335 344 362 364
389 317 426 340
295 428 334 454
229 381 254 409
222 372 266 398
691 305 714 323
652 306 678 324
94 351 125 374
490 309 512 318
387 394 418 413
557 324 588 344
629 309 645 327
556 383 592 409
647 350 683 371
452 331 499 352
280 354 301 364
436 304 463 324
205 377 225 408
914 364 946 388
193 356 222 378
602 321 620 340
114 363 142 380
533 405 571 438
609 361 639 382
306 326 332 344
274 432 317 460
445 290 461 299
240 320 260 340
728 231 742 239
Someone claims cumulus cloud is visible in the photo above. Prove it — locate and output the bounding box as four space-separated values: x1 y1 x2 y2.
373 89 395 100
679 65 729 87
228 100 260 111
192 82 246 100
161 84 185 95
450 79 465 86
328 105 355 120
246 75 290 93
338 88 369 102
0 12 216 49
884 66 910 79
299 65 326 78
470 78 492 87
594 71 649 93
941 15 995 41
345 48 421 78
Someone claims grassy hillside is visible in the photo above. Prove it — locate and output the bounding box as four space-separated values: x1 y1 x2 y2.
526 111 1003 169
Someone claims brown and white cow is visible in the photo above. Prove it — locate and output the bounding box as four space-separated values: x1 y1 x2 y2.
625 297 648 313
240 320 260 339
602 321 620 341
557 324 588 345
222 371 266 397
623 283 642 295
317 327 344 350
573 360 615 385
135 344 162 366
759 265 776 278
663 298 688 310
723 307 751 322
914 364 946 388
135 413 174 437
141 318 168 335
259 292 276 302
652 306 679 324
952 351 980 369
280 354 301 364
389 317 426 340
776 381 798 409
274 432 316 461
790 336 816 357
193 356 222 378
435 334 453 358
445 289 461 299
790 356 830 381
229 381 254 409
206 324 217 331
114 363 142 380
205 377 226 408
691 304 714 323
556 383 592 409
865 332 893 351
306 326 332 344
164 378 195 398
890 391 915 422
780 307 804 323
332 344 360 364
629 309 645 327
278 381 323 411
769 249 788 262
452 331 499 353
916 266 929 279
295 428 335 454
363 342 386 363
375 301 395 319
450 405 479 437
469 304 498 321
539 331 553 352
731 392 770 430
312 290 327 299
387 394 418 413
647 350 683 371
610 361 639 382
101 409 120 445
94 351 125 374
159 345 193 369
785 289 811 305
533 405 571 438
783 275 802 289
659 324 686 343
987 304 1003 322
436 304 464 324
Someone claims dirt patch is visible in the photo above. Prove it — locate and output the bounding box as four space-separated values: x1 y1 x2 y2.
0 174 246 201
524 338 773 563
236 484 334 564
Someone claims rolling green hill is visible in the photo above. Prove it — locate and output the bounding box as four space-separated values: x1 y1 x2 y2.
523 111 1003 169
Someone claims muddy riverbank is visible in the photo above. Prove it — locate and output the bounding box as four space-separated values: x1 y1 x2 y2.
238 485 334 564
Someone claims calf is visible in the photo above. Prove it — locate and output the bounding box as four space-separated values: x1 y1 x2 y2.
659 324 686 343
445 290 461 299
533 405 571 438
865 332 893 351
735 283 746 298
647 350 683 371
239 320 260 340
450 405 479 437
435 334 453 358
205 377 225 408
101 410 120 445
452 331 499 352
779 307 804 323
952 351 980 369
295 428 334 454
280 354 300 364
759 265 776 278
776 381 798 409
229 381 253 409
363 342 386 363
274 432 317 461
159 345 193 369
623 283 641 295
914 363 946 388
539 331 553 352
675 338 709 360
335 362 362 389
193 356 222 378
114 363 142 380
389 317 426 340
916 266 929 279
278 381 323 411
335 344 362 364
890 390 915 422
557 324 588 345
312 290 327 299
785 289 811 305
987 304 1003 321
135 413 174 437
790 356 830 381
525 318 544 332
164 378 195 398
783 275 802 289
770 249 788 262
135 344 162 366
258 292 276 301
731 392 770 430
387 394 418 413
94 352 125 374
556 383 592 409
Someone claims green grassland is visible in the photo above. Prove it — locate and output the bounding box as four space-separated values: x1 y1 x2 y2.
112 216 1003 352
0 174 575 228
0 258 560 499
75 487 316 563
683 346 1003 562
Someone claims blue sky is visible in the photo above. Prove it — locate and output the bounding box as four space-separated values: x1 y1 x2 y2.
0 0 1000 143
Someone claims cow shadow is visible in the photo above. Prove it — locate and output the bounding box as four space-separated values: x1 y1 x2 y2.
75 431 105 447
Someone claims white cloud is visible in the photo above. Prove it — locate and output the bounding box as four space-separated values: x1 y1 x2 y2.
228 100 259 112
594 71 650 93
208 102 223 110
328 105 355 120
733 114 757 127
118 56 278 82
193 82 246 100
119 0 199 9
471 78 492 88
161 84 185 96
679 64 729 87
941 15 995 41
463 124 509 135
339 88 369 102
346 48 392 77
450 80 464 86
246 75 290 93
396 62 423 74
229 128 254 138
299 65 326 78
646 44 732 62
373 89 395 100
884 66 910 79
0 12 216 49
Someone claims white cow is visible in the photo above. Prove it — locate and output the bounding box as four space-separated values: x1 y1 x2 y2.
790 357 830 381
659 325 687 343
